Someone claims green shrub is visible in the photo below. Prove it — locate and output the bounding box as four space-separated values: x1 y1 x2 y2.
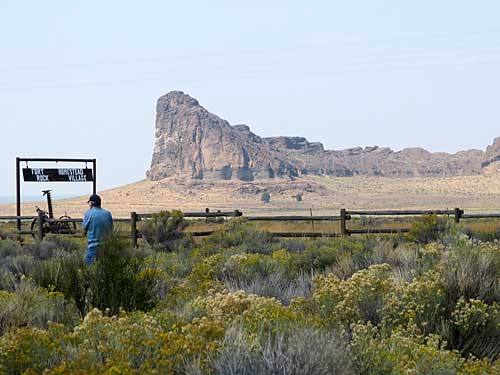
407 214 450 244
261 192 270 203
30 252 88 316
441 238 500 305
219 253 276 282
140 210 190 252
202 220 275 255
87 234 163 314
351 324 465 375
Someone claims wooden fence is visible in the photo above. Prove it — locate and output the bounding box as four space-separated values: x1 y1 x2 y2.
1 207 500 247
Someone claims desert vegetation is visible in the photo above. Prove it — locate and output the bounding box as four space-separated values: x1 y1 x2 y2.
0 215 499 374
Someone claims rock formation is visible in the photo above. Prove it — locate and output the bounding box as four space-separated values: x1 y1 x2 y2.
147 91 500 181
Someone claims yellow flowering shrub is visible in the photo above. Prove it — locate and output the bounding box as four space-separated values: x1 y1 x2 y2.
452 298 500 337
0 324 64 375
271 248 291 264
451 298 500 360
35 308 223 375
383 269 446 335
191 289 298 332
0 231 499 373
293 264 393 328
221 252 276 280
351 323 498 375
168 254 224 307
418 242 443 271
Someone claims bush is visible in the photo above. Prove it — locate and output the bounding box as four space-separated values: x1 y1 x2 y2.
141 210 190 252
0 239 24 259
451 298 500 361
441 238 500 305
351 324 467 375
0 278 79 334
219 253 276 282
205 325 353 375
293 264 393 328
2 230 500 371
0 269 15 291
87 234 164 314
407 214 450 244
382 269 447 336
30 251 88 316
24 234 83 260
202 221 275 255
0 325 64 375
5 254 35 276
223 271 312 305
261 192 270 203
276 239 306 254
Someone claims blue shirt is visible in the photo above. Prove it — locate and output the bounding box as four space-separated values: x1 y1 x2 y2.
83 207 113 248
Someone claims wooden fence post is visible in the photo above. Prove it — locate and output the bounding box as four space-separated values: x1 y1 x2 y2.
131 212 138 248
454 208 462 224
340 208 347 236
37 211 45 241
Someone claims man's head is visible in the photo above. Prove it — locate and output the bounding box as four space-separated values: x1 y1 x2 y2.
87 194 101 208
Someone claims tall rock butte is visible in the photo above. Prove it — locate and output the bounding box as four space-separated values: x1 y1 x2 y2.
147 91 500 181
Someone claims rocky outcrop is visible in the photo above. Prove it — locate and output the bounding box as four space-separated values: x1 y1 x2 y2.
482 137 500 168
147 91 500 181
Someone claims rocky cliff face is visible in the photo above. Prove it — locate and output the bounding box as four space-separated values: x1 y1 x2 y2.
147 91 500 181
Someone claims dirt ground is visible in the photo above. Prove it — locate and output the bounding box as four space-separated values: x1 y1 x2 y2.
2 172 500 219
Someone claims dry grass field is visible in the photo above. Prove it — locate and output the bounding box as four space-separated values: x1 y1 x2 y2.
2 167 500 219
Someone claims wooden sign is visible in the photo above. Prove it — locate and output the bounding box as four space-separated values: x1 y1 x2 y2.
23 168 94 182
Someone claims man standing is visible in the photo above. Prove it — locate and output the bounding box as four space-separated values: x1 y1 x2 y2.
83 194 113 264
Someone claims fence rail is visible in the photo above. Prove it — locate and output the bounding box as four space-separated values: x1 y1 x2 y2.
1 207 499 245
346 209 458 216
461 213 500 219
0 216 37 220
245 215 342 221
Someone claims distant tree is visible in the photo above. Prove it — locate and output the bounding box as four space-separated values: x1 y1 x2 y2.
261 192 271 203
294 193 303 202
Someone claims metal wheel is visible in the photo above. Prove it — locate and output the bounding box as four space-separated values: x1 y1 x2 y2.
56 215 77 234
31 216 51 238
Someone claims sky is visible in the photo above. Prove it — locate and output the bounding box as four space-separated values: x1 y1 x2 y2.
0 0 499 199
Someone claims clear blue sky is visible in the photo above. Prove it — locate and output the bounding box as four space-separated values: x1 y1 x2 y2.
1 1 499 198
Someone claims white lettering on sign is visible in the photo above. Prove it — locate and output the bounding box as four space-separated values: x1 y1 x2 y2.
23 167 92 182
58 169 85 176
68 174 87 182
32 168 49 181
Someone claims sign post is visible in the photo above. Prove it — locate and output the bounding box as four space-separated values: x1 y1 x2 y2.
15 158 96 230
